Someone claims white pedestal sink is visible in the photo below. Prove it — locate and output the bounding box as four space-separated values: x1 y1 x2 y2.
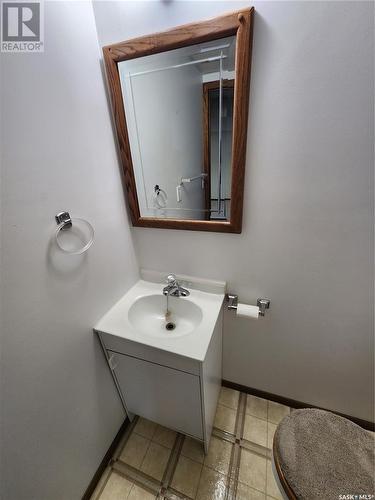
94 270 226 452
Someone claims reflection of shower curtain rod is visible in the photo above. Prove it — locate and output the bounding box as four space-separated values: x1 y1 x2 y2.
128 55 227 78
200 43 230 53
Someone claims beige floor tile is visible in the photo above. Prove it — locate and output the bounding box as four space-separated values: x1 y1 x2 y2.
267 402 290 425
218 387 240 410
120 433 150 469
99 472 133 500
238 449 267 492
152 425 177 449
140 442 170 481
266 460 283 500
267 422 277 450
181 436 205 463
127 484 156 500
134 417 157 440
243 415 267 447
196 466 227 500
214 404 237 434
204 436 233 475
246 395 268 420
236 482 266 500
171 455 202 498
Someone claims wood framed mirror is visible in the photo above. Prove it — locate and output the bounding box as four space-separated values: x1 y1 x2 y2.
103 8 254 233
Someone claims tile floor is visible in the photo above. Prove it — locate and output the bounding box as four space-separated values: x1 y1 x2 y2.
90 387 290 500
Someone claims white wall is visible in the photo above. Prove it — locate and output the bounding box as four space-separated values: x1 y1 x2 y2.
0 50 3 500
94 1 374 422
0 2 139 499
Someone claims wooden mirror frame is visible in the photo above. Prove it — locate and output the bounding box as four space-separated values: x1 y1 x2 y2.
103 8 254 233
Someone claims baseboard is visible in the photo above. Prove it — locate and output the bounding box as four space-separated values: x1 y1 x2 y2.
222 379 375 432
82 418 129 500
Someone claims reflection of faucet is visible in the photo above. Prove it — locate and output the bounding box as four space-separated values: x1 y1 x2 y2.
163 274 190 297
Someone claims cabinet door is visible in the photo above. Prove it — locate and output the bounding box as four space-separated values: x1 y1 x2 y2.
111 351 203 439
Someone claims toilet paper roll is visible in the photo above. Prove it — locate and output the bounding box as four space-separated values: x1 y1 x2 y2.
236 303 259 319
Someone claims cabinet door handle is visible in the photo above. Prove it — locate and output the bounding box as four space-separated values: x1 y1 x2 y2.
108 354 117 370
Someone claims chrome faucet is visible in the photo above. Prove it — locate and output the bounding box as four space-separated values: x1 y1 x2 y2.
163 274 190 297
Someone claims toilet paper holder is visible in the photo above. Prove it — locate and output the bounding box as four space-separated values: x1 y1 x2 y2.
225 294 270 317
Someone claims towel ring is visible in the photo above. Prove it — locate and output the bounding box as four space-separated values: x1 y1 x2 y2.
55 212 94 255
153 185 167 209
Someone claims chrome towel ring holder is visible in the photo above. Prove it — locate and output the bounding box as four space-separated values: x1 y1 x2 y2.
55 211 94 255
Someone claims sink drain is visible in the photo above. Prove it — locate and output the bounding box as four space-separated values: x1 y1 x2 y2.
165 322 176 331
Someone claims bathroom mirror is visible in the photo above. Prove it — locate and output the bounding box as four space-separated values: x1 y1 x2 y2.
103 8 254 233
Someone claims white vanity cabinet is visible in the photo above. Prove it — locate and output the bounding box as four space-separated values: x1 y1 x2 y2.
110 352 204 438
94 274 226 452
97 308 223 452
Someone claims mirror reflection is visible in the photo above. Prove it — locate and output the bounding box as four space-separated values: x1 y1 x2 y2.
118 36 236 220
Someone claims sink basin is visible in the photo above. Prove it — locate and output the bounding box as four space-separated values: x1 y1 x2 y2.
94 275 225 361
128 294 203 338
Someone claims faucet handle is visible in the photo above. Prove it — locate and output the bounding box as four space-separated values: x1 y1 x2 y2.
166 274 177 284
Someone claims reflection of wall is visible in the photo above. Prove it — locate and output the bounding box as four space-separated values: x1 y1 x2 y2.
120 57 205 219
94 1 374 422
